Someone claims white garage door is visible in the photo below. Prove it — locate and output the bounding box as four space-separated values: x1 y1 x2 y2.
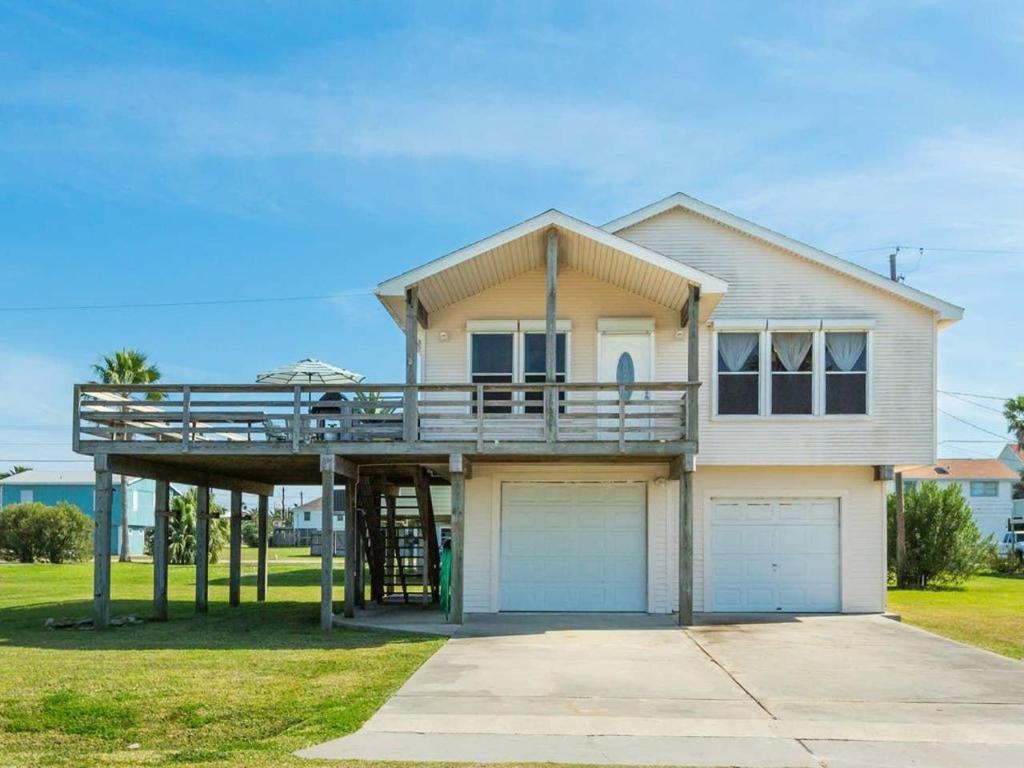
710 498 840 612
500 482 646 612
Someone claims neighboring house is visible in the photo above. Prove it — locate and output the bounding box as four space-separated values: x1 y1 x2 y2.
0 470 156 556
74 191 964 624
999 443 1023 473
896 460 1019 539
292 491 347 531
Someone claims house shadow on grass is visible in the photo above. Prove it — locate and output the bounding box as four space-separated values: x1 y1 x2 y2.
0 569 435 653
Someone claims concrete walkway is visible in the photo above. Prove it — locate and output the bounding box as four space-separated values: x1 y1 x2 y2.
299 613 1024 767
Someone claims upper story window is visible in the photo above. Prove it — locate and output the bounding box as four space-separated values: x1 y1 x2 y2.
471 332 515 414
469 327 568 414
717 332 760 415
303 510 311 522
970 480 998 497
770 332 813 415
824 332 868 415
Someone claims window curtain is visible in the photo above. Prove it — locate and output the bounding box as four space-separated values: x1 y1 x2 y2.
772 332 813 372
718 333 758 372
826 332 866 371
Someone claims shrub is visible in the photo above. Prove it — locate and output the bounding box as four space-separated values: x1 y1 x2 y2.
984 540 1024 575
241 518 266 548
0 501 92 563
888 481 988 587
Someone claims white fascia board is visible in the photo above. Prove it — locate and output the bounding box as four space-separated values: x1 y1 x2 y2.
602 192 964 324
375 208 729 299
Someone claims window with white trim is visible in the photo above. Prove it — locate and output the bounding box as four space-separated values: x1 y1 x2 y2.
717 332 760 415
469 327 568 414
470 332 515 414
970 481 998 497
770 331 813 415
824 331 868 415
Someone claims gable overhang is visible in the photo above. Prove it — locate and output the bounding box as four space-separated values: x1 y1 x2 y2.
376 209 728 327
603 192 965 329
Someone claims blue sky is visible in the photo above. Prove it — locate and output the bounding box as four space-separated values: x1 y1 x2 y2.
1 0 1022 489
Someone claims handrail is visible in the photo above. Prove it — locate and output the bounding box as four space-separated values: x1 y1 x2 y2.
74 381 700 451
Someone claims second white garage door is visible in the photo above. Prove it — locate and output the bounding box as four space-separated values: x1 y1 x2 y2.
500 482 646 612
710 498 840 612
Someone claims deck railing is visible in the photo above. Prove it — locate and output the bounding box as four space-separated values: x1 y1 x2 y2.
73 382 699 452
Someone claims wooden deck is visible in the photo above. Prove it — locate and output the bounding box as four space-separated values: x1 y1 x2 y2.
73 381 699 460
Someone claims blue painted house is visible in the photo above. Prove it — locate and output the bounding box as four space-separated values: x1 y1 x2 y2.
0 469 157 556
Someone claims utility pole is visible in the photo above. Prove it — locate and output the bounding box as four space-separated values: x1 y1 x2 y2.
889 247 903 282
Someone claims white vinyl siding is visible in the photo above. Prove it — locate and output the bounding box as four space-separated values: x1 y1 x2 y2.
618 207 938 466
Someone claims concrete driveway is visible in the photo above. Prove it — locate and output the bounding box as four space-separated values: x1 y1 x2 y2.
299 613 1024 767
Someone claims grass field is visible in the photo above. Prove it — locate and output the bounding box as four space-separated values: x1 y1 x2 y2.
0 558 444 767
887 574 1024 660
240 545 317 561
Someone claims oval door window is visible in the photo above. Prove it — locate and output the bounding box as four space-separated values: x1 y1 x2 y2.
616 352 635 399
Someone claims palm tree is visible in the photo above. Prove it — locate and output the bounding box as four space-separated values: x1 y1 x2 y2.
91 349 162 562
0 465 30 480
1004 395 1024 452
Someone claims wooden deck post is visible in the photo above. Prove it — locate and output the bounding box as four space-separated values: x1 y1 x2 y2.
449 454 466 624
320 454 335 630
895 471 906 588
686 284 701 445
93 455 113 629
545 228 559 442
679 460 694 626
344 477 357 618
404 286 420 443
229 490 242 607
195 485 210 614
256 494 269 602
152 480 170 621
354 505 365 609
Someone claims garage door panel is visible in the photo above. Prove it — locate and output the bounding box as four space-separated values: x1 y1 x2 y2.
500 482 646 612
711 498 840 613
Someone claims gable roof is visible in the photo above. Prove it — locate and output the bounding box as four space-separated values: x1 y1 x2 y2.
0 469 126 485
898 459 1018 481
376 209 729 326
603 192 964 327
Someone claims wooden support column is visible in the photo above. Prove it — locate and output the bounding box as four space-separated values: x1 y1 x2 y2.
93 455 113 629
895 471 906 588
256 495 269 602
545 228 559 442
229 490 242 607
449 454 466 624
152 480 170 621
354 505 366 609
677 455 695 626
320 454 335 630
195 486 210 614
404 286 420 443
686 284 701 445
344 477 358 618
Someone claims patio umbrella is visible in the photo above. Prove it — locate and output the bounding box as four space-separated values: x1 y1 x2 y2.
256 358 365 386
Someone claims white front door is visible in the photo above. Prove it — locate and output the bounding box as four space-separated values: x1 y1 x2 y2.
710 498 841 612
500 482 647 611
597 331 653 440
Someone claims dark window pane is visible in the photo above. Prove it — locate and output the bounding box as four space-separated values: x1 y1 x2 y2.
825 373 867 414
523 333 566 374
471 334 514 374
523 372 565 414
471 373 513 414
771 373 812 414
718 374 759 415
825 336 867 372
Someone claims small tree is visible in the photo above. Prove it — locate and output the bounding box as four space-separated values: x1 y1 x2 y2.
0 502 47 562
888 482 987 587
0 501 92 563
34 502 92 563
167 489 228 565
1004 395 1024 451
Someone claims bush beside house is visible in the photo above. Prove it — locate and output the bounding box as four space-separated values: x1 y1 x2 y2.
0 501 92 563
888 481 989 587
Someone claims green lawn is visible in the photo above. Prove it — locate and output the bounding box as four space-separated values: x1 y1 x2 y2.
888 574 1024 660
0 558 444 767
240 545 317 561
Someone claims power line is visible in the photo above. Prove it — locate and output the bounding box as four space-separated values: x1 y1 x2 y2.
0 458 90 463
940 439 1007 443
940 391 1007 414
938 390 1011 402
835 245 1024 256
0 288 374 314
938 408 1008 440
